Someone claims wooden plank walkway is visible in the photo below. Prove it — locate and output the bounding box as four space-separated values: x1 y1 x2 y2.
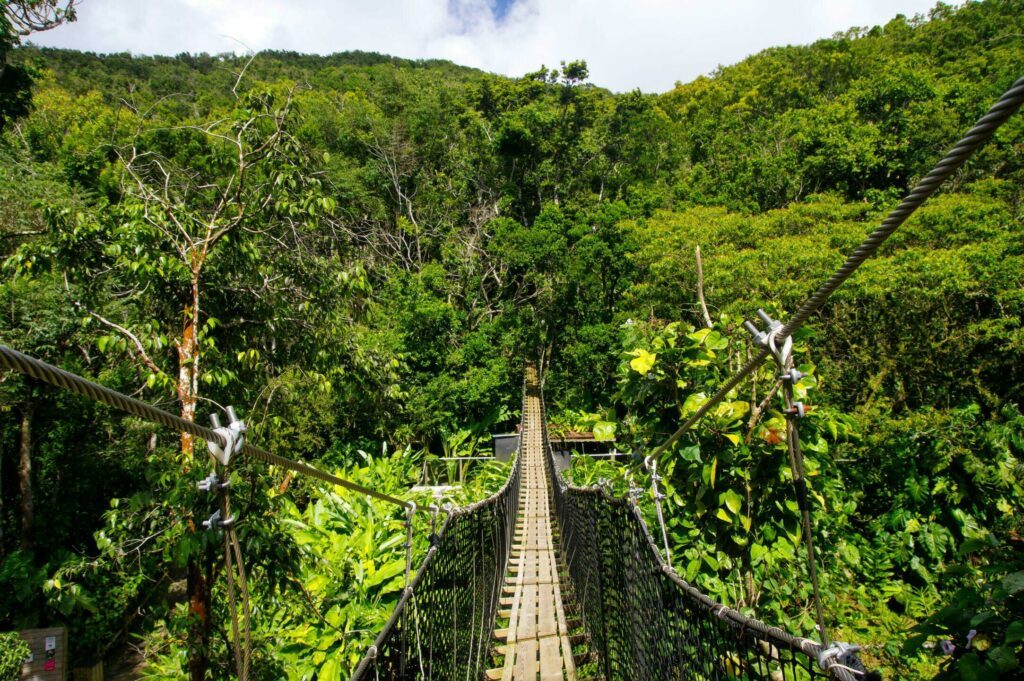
489 366 576 681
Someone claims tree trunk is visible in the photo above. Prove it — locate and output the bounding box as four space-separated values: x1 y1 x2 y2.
187 556 210 681
179 284 207 681
18 394 34 550
178 306 198 461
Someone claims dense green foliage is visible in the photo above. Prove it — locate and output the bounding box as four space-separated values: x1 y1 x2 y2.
0 631 29 680
0 1 1022 678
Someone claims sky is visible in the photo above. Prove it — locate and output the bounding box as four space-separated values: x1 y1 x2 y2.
28 0 943 93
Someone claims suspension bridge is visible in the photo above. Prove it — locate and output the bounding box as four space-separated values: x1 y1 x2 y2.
1 77 1022 680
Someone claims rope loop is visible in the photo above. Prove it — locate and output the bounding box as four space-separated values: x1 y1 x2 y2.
817 641 866 677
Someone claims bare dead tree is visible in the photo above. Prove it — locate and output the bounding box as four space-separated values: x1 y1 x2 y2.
695 245 713 328
5 0 77 37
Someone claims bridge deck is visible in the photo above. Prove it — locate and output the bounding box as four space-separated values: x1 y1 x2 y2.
490 368 576 681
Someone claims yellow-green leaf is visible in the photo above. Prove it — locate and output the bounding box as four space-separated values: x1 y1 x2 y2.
629 348 657 375
723 488 743 515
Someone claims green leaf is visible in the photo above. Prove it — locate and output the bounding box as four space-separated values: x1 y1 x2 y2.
704 330 729 350
318 656 343 681
629 348 657 375
722 489 743 515
1001 571 1024 595
1006 621 1024 644
679 444 701 463
716 508 731 522
958 652 983 681
592 421 616 441
840 543 861 566
702 457 718 487
988 645 1019 673
364 560 406 589
681 392 709 415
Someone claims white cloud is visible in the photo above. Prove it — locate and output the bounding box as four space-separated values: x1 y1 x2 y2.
29 0 939 92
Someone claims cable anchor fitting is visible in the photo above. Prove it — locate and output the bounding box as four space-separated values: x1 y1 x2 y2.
202 509 236 532
778 367 803 383
784 402 806 419
817 641 866 675
197 473 229 494
207 406 247 467
745 309 793 367
626 472 642 505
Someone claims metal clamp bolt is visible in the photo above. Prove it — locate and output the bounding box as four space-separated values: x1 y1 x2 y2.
778 368 803 383
197 473 229 493
784 402 806 419
202 509 236 532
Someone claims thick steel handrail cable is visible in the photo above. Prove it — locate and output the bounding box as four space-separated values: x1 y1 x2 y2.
0 343 411 509
648 75 1024 462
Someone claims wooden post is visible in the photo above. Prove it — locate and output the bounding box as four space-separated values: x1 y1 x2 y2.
71 661 103 681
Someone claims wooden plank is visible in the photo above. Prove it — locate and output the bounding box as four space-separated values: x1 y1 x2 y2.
514 638 539 680
517 583 539 638
539 637 564 681
538 585 557 637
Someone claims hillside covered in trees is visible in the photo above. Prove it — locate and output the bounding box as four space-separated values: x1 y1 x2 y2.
1 1 1022 678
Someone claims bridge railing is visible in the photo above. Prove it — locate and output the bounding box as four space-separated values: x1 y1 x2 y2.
538 376 866 681
350 374 527 680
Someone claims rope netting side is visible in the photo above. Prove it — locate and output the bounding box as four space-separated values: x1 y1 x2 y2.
350 374 527 680
540 380 864 681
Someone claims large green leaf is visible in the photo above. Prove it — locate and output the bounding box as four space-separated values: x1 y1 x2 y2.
722 488 743 515
629 348 657 374
593 421 617 441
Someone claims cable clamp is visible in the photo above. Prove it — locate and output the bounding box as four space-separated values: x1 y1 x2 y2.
202 509 236 532
745 309 793 366
626 473 642 504
784 402 806 419
197 473 228 493
207 407 247 467
778 367 803 383
817 641 864 675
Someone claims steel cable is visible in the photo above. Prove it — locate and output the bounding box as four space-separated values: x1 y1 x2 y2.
0 343 412 509
648 75 1024 462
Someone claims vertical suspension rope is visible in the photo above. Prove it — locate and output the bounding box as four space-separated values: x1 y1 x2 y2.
778 353 829 646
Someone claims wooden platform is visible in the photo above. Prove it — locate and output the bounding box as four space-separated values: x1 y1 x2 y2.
488 367 576 681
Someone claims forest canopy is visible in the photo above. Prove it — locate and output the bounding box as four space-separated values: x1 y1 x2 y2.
0 0 1022 679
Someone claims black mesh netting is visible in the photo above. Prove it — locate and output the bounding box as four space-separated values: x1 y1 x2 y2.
538 384 870 681
350 389 525 681
350 459 520 680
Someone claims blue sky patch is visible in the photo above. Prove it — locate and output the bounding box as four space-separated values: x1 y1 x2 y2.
491 0 516 22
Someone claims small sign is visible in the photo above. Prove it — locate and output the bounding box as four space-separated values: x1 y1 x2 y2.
17 626 66 680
